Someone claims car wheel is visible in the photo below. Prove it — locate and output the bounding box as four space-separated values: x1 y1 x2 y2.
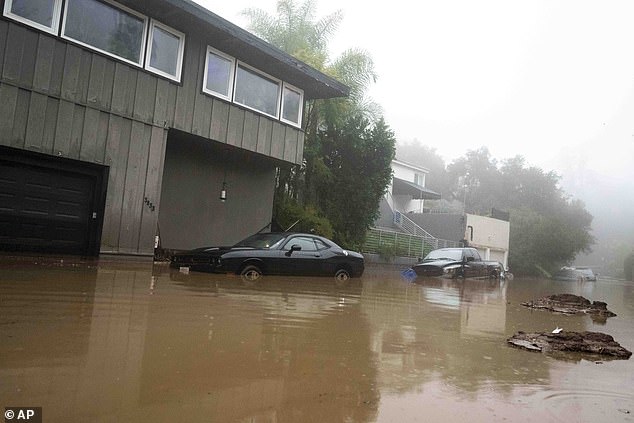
240 264 263 282
334 268 351 282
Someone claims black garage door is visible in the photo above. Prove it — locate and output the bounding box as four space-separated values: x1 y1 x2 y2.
0 146 108 256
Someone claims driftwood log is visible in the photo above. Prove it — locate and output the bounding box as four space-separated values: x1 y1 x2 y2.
521 294 616 318
507 331 632 359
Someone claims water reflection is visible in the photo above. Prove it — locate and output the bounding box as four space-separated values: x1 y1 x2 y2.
0 262 632 422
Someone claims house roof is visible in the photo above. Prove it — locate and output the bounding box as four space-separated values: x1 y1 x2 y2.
392 159 431 173
132 0 349 100
392 177 441 200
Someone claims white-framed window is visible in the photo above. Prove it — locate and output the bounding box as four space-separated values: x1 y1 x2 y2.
414 172 425 186
145 19 185 82
234 61 281 119
203 46 235 101
280 82 303 127
3 0 62 35
61 0 147 67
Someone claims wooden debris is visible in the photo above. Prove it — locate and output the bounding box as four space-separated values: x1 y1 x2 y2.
521 294 616 318
507 331 632 359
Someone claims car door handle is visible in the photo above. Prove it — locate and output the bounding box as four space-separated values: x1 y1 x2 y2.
313 254 320 257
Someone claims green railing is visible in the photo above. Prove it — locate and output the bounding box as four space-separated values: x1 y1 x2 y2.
363 227 461 259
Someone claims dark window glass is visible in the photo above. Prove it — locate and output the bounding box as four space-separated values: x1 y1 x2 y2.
282 85 301 124
149 23 181 78
205 51 233 98
234 64 280 117
8 0 56 28
284 237 317 251
64 0 145 64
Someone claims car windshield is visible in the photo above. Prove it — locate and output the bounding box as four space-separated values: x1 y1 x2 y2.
424 249 463 261
233 233 286 249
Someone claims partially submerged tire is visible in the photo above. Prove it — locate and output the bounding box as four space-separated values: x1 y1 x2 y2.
240 264 263 282
334 268 351 282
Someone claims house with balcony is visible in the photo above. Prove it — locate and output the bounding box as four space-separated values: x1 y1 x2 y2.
0 0 348 257
366 159 510 267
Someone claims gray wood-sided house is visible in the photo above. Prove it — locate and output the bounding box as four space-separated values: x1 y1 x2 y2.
0 0 348 257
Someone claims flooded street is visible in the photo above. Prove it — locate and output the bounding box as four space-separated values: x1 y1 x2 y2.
1 261 633 423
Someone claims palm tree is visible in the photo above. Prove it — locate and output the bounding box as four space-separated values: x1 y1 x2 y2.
243 1 392 247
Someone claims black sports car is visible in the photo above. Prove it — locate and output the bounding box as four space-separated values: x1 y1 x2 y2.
170 232 365 281
410 247 506 279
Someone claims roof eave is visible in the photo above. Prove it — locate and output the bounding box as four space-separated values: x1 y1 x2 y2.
157 0 350 99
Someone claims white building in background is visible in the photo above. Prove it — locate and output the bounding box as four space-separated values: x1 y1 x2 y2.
387 159 441 213
465 214 510 267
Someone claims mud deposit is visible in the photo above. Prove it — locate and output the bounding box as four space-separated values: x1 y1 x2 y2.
1 261 633 422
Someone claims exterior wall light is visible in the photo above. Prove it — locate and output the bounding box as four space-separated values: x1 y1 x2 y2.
220 181 227 202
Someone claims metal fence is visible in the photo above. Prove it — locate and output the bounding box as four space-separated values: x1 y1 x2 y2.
363 227 462 259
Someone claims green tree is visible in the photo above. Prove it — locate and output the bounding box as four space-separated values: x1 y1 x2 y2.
243 0 391 248
439 147 594 276
317 117 395 248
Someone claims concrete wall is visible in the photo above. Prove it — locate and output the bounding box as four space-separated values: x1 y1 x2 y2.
158 132 276 250
465 214 510 267
408 214 465 241
465 214 510 251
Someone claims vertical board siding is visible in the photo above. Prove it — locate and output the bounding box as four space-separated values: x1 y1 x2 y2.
226 107 245 147
42 97 59 154
33 35 56 94
102 116 132 251
86 56 116 110
0 83 18 147
12 88 30 148
210 99 229 143
69 104 86 158
133 72 157 123
242 111 259 152
283 127 298 163
0 21 7 72
61 45 82 102
111 63 138 116
191 92 212 138
118 121 151 253
49 40 66 97
138 126 167 254
2 24 24 83
295 132 305 165
153 78 176 127
256 117 273 156
173 38 201 132
18 29 38 88
87 55 107 106
53 99 74 155
80 107 101 162
270 122 285 160
0 20 306 255
24 92 48 151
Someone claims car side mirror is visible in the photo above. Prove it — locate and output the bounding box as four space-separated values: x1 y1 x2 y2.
467 256 475 262
286 244 302 256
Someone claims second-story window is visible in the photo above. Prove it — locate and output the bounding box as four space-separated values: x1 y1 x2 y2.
145 19 185 82
62 0 147 66
234 62 281 119
3 0 62 34
281 83 303 126
203 47 235 101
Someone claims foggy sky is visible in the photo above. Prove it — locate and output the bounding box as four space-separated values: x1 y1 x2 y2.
196 0 634 258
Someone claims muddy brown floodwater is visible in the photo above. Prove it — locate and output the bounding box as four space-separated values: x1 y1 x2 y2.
1 260 633 422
